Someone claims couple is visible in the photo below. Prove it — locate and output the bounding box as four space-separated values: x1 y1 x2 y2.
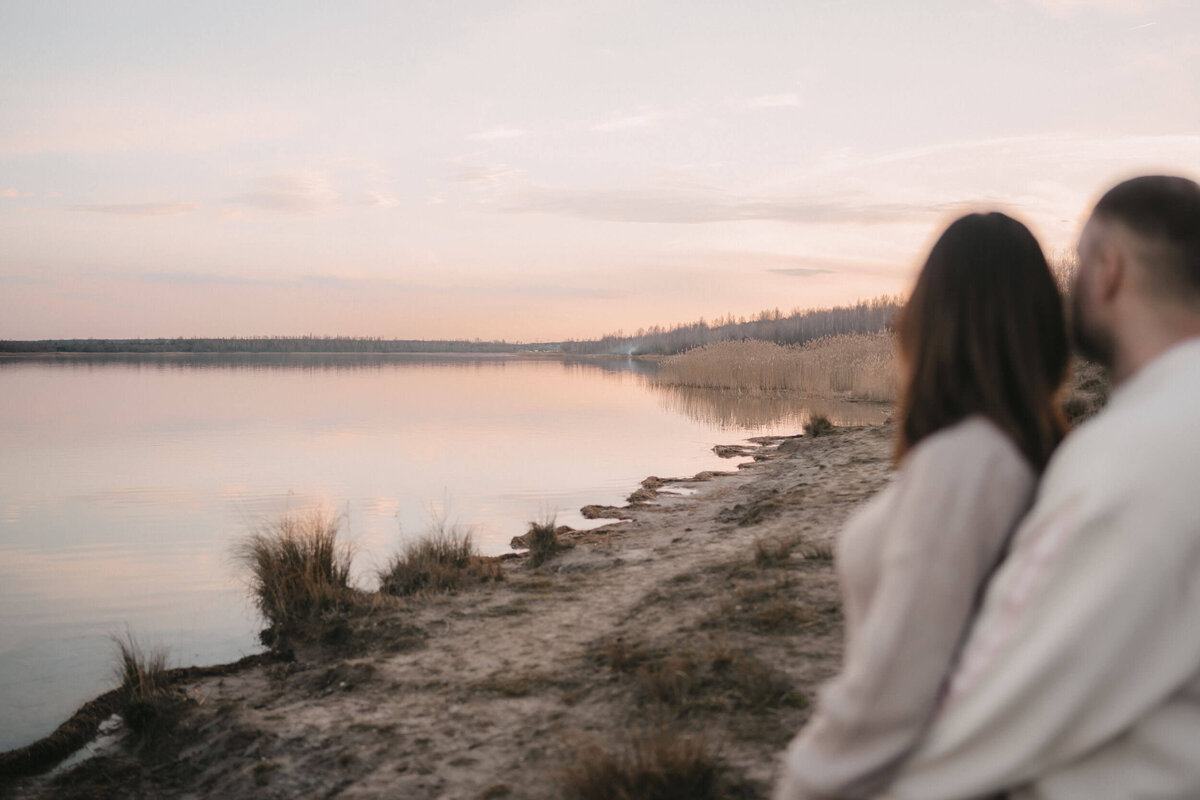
775 174 1200 800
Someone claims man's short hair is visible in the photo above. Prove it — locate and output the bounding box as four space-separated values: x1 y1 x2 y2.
1093 175 1200 298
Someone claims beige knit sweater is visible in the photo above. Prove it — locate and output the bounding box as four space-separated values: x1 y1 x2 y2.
775 416 1036 800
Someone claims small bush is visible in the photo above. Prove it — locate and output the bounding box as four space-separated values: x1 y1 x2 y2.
377 523 502 597
629 643 802 714
525 517 563 567
560 728 741 800
112 633 181 740
752 537 792 568
236 509 355 625
803 414 835 437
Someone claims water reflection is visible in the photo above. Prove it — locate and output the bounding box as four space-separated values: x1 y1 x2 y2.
652 384 891 430
0 354 887 752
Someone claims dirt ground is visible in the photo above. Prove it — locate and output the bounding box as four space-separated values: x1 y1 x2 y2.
6 423 896 800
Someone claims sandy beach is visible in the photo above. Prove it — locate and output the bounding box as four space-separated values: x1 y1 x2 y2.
1 421 896 799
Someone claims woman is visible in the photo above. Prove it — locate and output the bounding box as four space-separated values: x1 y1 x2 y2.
774 212 1069 800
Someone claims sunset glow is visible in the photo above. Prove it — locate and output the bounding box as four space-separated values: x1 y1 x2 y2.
2 1 1197 341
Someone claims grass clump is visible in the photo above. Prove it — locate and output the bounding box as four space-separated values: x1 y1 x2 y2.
561 728 745 800
112 633 182 741
377 523 502 597
237 509 356 626
525 516 566 567
752 537 793 568
631 644 802 714
803 413 835 437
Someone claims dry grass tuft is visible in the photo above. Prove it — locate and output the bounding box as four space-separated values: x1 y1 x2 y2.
597 638 651 673
560 728 746 800
803 414 835 437
629 643 802 714
377 523 503 597
525 517 566 567
752 537 793 568
112 633 182 741
236 509 356 626
703 580 822 634
657 333 896 401
796 541 835 562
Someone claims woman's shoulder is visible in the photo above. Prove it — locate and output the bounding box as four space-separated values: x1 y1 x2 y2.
903 415 1035 488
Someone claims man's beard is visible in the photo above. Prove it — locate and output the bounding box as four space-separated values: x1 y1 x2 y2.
1071 287 1115 368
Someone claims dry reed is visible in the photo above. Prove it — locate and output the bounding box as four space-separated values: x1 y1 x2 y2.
236 509 355 625
377 522 502 596
656 333 896 402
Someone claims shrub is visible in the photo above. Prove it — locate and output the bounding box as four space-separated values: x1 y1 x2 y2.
112 633 180 740
752 537 792 568
525 517 563 567
803 414 835 437
236 509 355 625
560 728 741 800
377 523 502 597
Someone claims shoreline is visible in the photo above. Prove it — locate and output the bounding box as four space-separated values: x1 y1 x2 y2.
2 423 895 798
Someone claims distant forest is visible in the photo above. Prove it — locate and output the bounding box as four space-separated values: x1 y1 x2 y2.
1 296 903 356
0 336 540 355
561 295 902 356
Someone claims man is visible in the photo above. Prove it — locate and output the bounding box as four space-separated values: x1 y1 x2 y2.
867 174 1200 798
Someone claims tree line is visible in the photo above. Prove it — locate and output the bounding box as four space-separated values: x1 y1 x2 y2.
0 336 538 354
560 295 903 356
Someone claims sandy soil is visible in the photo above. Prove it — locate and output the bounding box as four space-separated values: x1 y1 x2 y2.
5 423 895 800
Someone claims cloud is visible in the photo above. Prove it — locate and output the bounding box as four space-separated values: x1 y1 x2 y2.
501 184 940 225
593 111 663 132
364 189 400 208
0 105 299 157
1 188 19 199
451 163 519 190
1022 0 1175 15
744 93 800 110
230 169 340 213
768 267 834 277
467 126 526 141
137 271 287 287
130 271 625 300
0 274 54 285
70 202 198 216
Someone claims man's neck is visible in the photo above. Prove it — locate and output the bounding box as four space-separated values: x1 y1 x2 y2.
1112 314 1200 386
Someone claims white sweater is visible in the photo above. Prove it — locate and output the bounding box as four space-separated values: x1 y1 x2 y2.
879 336 1200 800
776 416 1037 800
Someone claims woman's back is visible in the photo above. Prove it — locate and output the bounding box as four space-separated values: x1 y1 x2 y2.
779 416 1035 799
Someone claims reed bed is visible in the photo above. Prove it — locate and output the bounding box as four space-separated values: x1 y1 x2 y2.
656 333 897 402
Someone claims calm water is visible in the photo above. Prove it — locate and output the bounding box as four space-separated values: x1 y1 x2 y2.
0 354 887 751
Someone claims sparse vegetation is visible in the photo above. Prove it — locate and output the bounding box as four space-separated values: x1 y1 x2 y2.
560 728 746 800
236 509 356 626
752 537 793 568
377 523 502 597
657 333 896 401
524 517 566 567
112 633 181 740
804 414 835 437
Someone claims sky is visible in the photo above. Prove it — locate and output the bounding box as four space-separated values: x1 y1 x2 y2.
1 0 1197 342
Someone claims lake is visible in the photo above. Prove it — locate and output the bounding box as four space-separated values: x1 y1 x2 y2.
0 354 887 751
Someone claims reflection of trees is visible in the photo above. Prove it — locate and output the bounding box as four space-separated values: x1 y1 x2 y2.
558 356 660 378
0 353 530 373
651 384 890 431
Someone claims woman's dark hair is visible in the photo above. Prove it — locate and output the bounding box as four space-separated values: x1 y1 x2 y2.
896 212 1069 470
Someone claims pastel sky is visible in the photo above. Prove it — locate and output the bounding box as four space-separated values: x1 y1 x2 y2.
1 1 1197 341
